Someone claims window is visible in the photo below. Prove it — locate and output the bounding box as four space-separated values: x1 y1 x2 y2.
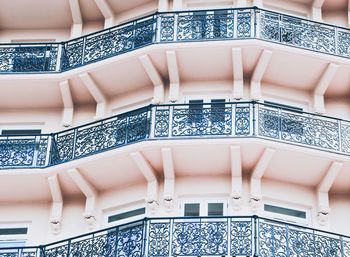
0 226 28 250
188 100 204 124
1 130 41 136
108 208 145 223
264 204 306 219
192 11 207 39
208 203 224 216
184 203 200 217
263 203 309 225
264 101 303 113
105 205 146 227
182 200 226 216
210 99 226 123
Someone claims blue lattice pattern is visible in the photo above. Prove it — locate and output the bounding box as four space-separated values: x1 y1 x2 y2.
1 217 350 257
3 102 350 169
2 7 350 73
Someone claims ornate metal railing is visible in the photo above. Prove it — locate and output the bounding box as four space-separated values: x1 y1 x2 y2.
1 216 350 257
1 101 350 169
1 7 350 73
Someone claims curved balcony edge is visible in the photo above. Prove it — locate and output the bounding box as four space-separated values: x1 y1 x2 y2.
1 101 350 170
1 7 350 74
0 215 349 257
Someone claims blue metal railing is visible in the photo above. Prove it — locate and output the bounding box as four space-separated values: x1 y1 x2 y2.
0 216 349 256
1 101 350 169
0 7 350 73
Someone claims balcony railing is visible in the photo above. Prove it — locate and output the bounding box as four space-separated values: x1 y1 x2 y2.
1 101 350 169
1 7 350 73
1 216 350 256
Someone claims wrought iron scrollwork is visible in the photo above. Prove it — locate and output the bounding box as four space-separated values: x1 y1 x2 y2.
62 39 84 70
281 112 339 151
0 137 36 167
148 222 170 256
0 44 58 73
1 217 350 257
172 220 228 256
159 14 175 42
258 221 288 256
177 10 234 41
74 118 127 159
338 30 350 57
230 219 253 256
116 224 144 257
171 105 232 137
261 10 336 54
235 104 251 135
237 10 252 38
154 107 170 138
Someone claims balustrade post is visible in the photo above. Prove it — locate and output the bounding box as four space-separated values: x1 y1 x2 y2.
55 43 63 72
338 120 343 153
168 218 174 257
142 218 149 257
72 128 78 161
253 215 259 257
81 37 86 66
149 105 156 139
155 14 161 44
66 239 71 257
114 226 119 257
340 236 345 257
252 102 257 136
39 245 45 257
254 7 260 39
173 13 179 42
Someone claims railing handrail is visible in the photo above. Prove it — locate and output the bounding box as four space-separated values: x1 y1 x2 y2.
1 215 349 251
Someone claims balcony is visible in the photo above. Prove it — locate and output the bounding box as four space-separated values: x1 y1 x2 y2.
0 215 349 256
1 101 350 169
0 7 350 73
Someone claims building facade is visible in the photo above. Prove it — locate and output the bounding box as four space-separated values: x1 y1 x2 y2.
1 0 350 256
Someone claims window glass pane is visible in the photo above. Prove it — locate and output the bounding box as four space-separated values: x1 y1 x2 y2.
211 99 226 123
184 203 200 216
264 101 303 113
1 130 41 135
0 228 27 235
264 204 306 219
208 203 223 216
108 208 145 223
189 100 203 123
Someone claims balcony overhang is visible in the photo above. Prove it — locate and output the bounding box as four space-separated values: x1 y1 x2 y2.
2 102 350 202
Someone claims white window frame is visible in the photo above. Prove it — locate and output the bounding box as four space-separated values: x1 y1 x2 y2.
184 95 231 104
181 198 228 217
263 200 311 226
184 0 234 10
0 222 29 249
103 204 146 228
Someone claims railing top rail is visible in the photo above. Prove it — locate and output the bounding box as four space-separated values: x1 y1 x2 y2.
0 42 61 46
